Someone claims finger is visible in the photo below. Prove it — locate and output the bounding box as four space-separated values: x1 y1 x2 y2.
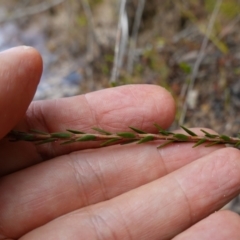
173 210 240 240
19 148 240 240
0 84 176 175
0 46 42 139
0 137 223 238
25 84 176 157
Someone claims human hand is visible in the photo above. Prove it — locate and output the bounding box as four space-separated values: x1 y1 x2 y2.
0 46 240 240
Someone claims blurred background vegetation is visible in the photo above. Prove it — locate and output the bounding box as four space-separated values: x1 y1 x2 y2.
1 0 240 131
1 0 240 213
1 0 240 132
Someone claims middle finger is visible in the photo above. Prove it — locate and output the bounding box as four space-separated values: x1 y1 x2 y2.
0 138 222 238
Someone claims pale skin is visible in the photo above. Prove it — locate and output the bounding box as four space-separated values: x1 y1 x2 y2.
0 46 240 240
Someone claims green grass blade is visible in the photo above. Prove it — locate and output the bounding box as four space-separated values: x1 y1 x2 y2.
120 139 138 145
117 132 136 138
154 123 173 136
100 138 120 146
220 135 230 141
77 135 96 141
129 126 147 134
67 129 85 134
138 135 154 144
201 130 218 138
60 140 76 145
92 127 111 135
157 140 174 149
30 129 48 135
181 126 197 136
205 141 221 147
51 132 72 139
173 134 189 141
193 138 206 148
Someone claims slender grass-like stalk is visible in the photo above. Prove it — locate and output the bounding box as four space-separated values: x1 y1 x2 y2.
5 125 240 149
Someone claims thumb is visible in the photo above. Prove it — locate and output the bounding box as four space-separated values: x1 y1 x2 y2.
0 46 42 139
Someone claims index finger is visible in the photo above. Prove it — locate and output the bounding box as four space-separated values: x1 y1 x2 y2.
1 85 176 175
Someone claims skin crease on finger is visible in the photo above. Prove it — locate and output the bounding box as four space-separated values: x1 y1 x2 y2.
19 148 240 240
173 210 240 240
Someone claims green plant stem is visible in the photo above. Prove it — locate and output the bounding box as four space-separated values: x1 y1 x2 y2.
4 126 240 149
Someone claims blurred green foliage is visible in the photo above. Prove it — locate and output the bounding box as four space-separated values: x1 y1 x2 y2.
179 62 192 74
206 0 240 18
